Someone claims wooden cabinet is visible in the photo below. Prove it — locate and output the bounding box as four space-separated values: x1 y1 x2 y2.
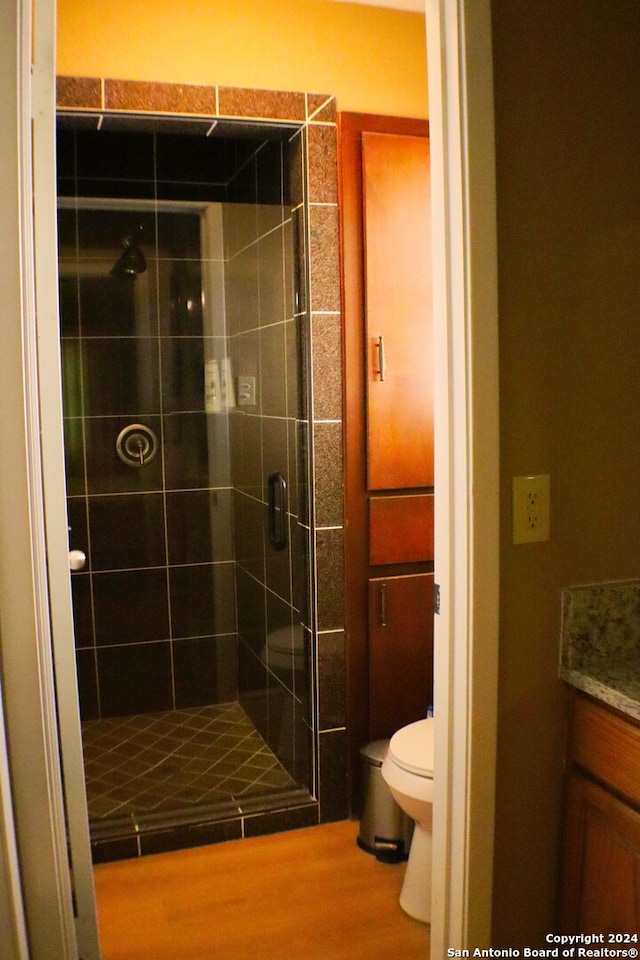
339 112 433 809
559 693 640 934
560 772 640 934
368 573 434 741
362 132 433 491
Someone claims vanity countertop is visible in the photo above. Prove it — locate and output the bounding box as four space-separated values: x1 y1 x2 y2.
560 579 640 723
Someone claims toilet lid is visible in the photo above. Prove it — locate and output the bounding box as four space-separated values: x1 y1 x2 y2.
388 718 434 778
267 627 305 655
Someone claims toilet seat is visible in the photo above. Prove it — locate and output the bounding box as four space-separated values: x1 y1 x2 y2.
388 719 434 778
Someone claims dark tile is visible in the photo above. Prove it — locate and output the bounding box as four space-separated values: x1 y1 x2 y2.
291 520 311 627
256 140 284 207
97 641 173 716
74 134 155 190
93 568 169 645
285 316 301 419
225 246 259 335
77 201 156 248
234 493 265 583
173 635 238 708
157 213 202 261
293 701 312 788
67 497 89 556
64 417 86 496
88 493 166 570
236 567 266 656
71 575 93 648
313 422 344 528
166 489 233 564
265 595 294 691
59 275 80 337
268 683 295 772
76 649 99 720
60 339 82 416
265 521 292 606
262 418 288 481
318 631 346 730
243 802 318 838
315 528 345 631
260 323 288 417
82 338 161 417
258 228 286 327
157 260 204 336
155 136 234 192
85 416 163 494
238 644 268 741
319 728 348 823
287 130 305 212
139 817 242 856
78 267 158 338
90 836 139 864
164 412 230 489
169 563 236 638
160 337 205 412
231 409 262 499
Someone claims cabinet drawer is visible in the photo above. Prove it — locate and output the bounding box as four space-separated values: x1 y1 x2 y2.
570 694 640 808
369 494 434 565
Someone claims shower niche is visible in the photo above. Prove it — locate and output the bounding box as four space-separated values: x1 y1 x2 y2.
57 116 318 858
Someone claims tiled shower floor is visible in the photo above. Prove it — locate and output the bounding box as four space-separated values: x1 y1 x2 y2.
81 701 297 825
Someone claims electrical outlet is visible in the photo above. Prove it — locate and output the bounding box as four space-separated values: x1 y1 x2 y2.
512 474 550 544
236 375 256 406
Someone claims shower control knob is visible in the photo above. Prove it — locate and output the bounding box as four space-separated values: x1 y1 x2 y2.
68 549 87 571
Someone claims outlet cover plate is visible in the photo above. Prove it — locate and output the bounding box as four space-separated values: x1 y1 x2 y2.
512 474 550 544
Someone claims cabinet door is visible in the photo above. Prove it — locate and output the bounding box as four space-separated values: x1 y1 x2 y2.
362 131 433 491
368 573 434 741
560 772 640 934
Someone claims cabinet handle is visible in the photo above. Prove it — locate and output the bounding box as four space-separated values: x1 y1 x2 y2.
376 335 386 381
379 583 387 627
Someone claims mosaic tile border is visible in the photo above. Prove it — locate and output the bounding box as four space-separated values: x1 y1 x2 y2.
57 76 337 124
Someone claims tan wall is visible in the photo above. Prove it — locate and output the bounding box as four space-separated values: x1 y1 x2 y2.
492 0 640 946
56 0 428 119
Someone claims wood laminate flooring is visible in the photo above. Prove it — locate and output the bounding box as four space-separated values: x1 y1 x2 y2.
94 819 430 960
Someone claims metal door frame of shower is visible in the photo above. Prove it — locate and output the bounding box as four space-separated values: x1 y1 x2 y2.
58 189 316 819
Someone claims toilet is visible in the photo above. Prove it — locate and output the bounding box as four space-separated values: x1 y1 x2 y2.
381 718 434 923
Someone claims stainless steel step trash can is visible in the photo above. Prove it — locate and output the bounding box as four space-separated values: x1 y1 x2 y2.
357 739 414 863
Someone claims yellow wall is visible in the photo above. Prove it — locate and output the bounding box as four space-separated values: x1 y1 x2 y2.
56 0 428 119
492 0 640 946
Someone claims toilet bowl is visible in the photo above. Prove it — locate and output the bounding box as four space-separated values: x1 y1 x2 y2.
381 718 434 923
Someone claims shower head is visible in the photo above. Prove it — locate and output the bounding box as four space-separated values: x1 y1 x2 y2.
110 234 147 279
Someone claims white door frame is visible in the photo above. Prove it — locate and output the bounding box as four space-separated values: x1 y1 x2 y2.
0 0 83 957
0 0 500 954
427 0 499 952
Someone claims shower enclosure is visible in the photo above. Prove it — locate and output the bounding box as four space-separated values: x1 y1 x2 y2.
57 118 316 858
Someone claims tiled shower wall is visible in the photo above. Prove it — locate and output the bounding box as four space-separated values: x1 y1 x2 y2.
57 77 347 823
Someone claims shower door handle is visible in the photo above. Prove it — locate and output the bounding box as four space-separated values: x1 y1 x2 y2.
268 472 288 551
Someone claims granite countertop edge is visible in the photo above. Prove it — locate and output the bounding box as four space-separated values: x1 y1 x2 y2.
560 665 640 723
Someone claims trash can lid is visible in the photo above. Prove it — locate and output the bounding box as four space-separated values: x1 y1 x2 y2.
359 739 390 766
